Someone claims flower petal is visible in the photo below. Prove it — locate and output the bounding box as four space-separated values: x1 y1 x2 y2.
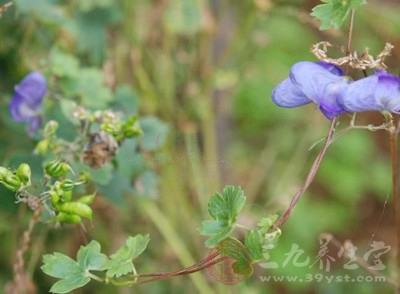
272 78 312 108
28 117 42 137
339 75 381 112
290 62 348 119
290 62 345 104
375 74 400 112
316 61 344 76
14 72 47 106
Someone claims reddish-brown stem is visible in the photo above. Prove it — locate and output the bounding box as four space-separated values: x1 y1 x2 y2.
273 117 336 229
389 123 400 293
135 255 228 285
345 10 355 74
136 250 221 278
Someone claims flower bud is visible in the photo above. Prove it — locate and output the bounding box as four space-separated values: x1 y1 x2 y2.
45 160 72 177
35 140 49 155
122 116 142 138
101 123 120 136
0 167 12 180
78 171 91 182
44 120 59 136
1 174 22 191
60 179 75 191
16 163 31 185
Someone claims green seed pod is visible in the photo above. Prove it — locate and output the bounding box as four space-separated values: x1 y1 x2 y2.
45 160 71 177
77 194 95 205
59 202 93 220
44 120 59 136
2 174 22 191
0 167 11 180
56 212 82 224
16 163 31 185
61 179 75 191
49 190 60 206
61 190 72 202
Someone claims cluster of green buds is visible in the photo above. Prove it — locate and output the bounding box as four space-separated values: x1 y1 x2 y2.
35 120 59 155
101 115 142 143
0 163 31 192
45 159 95 224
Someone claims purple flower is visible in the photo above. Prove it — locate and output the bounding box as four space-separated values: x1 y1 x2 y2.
272 61 350 119
9 72 47 136
339 70 400 114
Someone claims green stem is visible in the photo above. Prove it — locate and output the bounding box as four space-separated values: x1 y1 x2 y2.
86 272 104 283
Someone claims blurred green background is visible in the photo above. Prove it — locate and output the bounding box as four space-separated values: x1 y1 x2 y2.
0 0 399 293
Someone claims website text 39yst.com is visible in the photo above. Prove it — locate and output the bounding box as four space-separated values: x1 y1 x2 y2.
259 274 386 284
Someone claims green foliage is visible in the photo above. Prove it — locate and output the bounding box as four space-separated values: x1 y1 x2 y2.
139 116 170 151
42 235 150 292
311 0 366 30
217 238 253 276
198 186 281 278
105 234 150 278
41 241 108 293
198 185 246 247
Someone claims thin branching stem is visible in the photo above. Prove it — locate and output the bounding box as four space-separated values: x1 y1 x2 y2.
273 117 337 229
389 118 400 294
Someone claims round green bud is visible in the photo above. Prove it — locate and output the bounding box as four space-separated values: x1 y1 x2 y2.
16 163 31 185
1 174 22 191
44 120 59 136
60 179 75 191
45 160 72 177
35 140 49 155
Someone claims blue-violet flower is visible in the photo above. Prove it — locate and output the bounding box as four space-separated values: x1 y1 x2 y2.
272 61 349 119
9 72 47 136
339 70 400 114
272 62 400 119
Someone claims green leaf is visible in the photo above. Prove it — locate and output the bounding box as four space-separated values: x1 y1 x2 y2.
139 116 169 151
14 0 66 25
105 234 150 278
311 0 366 30
232 259 253 276
199 186 246 247
72 162 113 186
217 238 250 261
244 230 263 261
41 253 89 293
199 221 234 248
41 241 108 293
49 48 80 78
61 69 113 109
114 86 139 115
208 186 246 222
217 238 253 277
77 240 108 271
